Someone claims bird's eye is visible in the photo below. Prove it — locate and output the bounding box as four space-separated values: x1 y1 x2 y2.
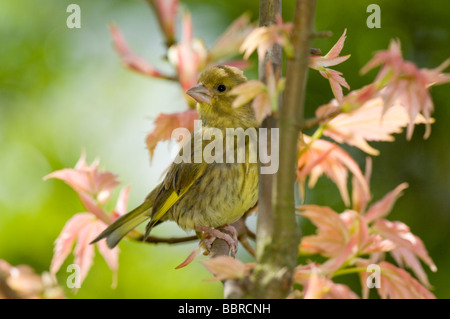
217 84 227 92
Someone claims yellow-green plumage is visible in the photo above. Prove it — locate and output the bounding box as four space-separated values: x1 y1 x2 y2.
91 65 259 249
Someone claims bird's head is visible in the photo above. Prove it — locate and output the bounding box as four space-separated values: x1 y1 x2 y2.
186 65 252 125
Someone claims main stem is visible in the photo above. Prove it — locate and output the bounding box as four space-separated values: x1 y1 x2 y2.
254 0 282 265
250 0 316 298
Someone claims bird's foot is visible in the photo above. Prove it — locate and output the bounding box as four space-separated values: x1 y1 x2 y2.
197 225 238 258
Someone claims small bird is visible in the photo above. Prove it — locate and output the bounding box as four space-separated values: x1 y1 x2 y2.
91 65 259 256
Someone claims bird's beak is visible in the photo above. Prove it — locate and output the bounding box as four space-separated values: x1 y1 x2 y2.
185 83 212 104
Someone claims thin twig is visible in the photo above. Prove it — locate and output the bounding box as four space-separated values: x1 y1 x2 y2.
137 234 198 244
155 74 179 82
313 30 333 38
239 236 256 257
310 48 322 55
301 106 343 130
245 226 256 241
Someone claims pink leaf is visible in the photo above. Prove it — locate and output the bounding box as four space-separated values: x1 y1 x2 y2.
321 69 349 104
148 0 179 44
51 215 120 289
112 185 131 218
230 80 266 108
240 17 292 60
201 256 254 282
302 271 359 299
175 245 203 269
364 183 409 223
77 191 112 224
325 29 348 59
229 79 273 124
44 151 120 206
208 13 255 62
293 263 318 283
351 157 372 213
230 62 282 123
145 110 198 160
302 270 328 299
297 205 350 257
309 29 351 103
109 23 167 78
168 11 208 91
297 136 369 207
321 96 429 156
50 213 93 276
361 39 450 139
94 221 119 288
373 220 437 274
361 234 396 255
340 210 371 253
376 261 435 299
251 92 272 124
320 235 358 274
73 221 97 286
391 247 432 288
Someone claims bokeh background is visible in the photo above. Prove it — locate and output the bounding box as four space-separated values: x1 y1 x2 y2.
0 0 449 298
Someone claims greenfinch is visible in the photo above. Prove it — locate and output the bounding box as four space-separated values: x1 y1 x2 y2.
91 65 259 256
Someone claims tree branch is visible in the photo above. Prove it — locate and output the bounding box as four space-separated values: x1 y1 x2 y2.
300 106 343 130
129 217 256 257
248 0 317 299
254 0 283 267
136 234 198 244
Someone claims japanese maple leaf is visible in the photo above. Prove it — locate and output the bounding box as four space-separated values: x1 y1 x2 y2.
309 29 351 103
372 220 437 284
168 11 208 92
109 23 168 78
145 109 198 161
230 61 285 123
44 151 120 223
319 95 430 155
111 0 178 76
146 0 178 45
301 270 359 299
357 260 435 299
298 205 351 258
45 153 130 289
361 39 450 139
240 15 293 60
297 135 369 207
201 256 255 282
49 186 130 289
208 13 255 63
360 181 437 287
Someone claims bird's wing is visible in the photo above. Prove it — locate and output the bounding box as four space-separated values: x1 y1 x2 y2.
146 162 205 231
146 134 207 232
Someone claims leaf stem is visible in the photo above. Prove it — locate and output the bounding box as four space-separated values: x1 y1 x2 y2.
332 267 368 278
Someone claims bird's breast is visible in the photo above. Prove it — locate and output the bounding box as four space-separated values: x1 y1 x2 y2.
168 162 259 231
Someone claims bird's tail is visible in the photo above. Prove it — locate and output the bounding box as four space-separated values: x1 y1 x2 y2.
90 201 153 248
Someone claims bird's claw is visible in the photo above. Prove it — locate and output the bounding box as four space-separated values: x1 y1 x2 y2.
197 225 238 257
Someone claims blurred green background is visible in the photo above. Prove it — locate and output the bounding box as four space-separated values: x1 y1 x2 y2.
0 0 449 298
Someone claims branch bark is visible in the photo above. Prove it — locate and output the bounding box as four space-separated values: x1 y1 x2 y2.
248 0 317 299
